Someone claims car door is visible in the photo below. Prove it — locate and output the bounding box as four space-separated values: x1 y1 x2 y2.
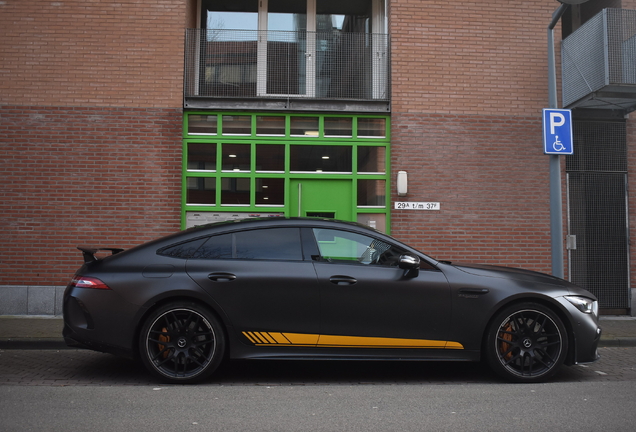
186 227 320 339
311 227 453 346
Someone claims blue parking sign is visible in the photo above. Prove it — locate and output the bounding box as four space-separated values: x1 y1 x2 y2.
543 109 573 155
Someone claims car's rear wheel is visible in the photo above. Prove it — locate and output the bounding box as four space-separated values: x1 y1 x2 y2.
139 301 225 383
485 302 568 383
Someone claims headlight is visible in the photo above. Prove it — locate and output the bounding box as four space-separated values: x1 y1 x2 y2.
565 295 598 316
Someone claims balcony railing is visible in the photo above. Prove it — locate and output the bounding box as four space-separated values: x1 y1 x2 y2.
184 29 390 108
562 8 636 113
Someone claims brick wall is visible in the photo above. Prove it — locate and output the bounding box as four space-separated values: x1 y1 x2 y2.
388 0 560 273
389 112 553 271
0 105 183 286
0 0 189 108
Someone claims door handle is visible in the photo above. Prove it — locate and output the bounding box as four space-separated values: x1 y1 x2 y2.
208 272 237 282
329 276 357 286
458 288 489 297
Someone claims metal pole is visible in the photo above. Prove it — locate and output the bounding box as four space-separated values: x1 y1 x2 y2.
547 4 569 279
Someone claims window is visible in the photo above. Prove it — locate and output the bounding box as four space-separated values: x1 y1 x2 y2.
290 145 352 172
158 237 210 259
194 228 303 260
187 143 217 171
312 228 404 266
357 179 385 206
357 146 385 173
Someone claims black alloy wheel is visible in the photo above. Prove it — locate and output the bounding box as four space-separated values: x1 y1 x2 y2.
139 302 225 383
485 303 568 383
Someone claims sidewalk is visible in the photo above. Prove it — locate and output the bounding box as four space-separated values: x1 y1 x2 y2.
0 315 635 350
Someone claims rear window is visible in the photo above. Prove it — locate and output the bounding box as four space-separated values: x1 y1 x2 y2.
157 237 208 259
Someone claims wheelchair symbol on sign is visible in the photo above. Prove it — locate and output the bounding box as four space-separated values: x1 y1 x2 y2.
553 136 565 152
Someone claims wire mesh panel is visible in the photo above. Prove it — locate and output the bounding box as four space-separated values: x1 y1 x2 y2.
562 8 636 107
184 29 389 101
566 121 629 310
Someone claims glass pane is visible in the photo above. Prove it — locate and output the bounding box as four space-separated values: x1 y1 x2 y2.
187 143 217 171
222 115 251 135
267 0 307 95
316 0 372 32
221 177 250 205
194 234 233 259
324 117 352 136
256 178 285 205
290 116 319 136
313 228 399 266
256 144 285 171
222 144 251 171
357 179 386 206
256 116 285 136
188 115 218 135
186 177 216 205
316 0 373 98
357 118 386 137
206 6 258 33
357 146 385 173
290 145 352 172
356 213 387 233
235 228 302 260
203 4 259 98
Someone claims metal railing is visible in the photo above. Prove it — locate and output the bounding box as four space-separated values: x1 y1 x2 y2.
184 29 390 102
562 8 636 110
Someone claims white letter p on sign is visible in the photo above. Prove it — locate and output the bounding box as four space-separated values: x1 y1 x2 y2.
549 112 565 135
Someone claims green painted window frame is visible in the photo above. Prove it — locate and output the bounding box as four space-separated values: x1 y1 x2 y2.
182 112 391 231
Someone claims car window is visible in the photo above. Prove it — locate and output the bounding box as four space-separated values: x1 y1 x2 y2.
312 228 405 266
157 237 209 259
193 228 303 261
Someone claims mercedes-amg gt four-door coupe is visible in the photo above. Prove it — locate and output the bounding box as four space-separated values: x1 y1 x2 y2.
63 218 601 383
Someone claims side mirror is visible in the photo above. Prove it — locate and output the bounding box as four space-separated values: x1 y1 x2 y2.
398 254 420 278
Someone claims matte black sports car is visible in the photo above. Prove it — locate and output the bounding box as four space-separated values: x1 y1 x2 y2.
63 218 601 383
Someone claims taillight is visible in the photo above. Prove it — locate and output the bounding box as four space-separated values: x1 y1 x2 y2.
70 276 111 290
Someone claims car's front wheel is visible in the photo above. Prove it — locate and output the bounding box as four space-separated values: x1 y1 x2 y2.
139 301 225 383
485 302 568 383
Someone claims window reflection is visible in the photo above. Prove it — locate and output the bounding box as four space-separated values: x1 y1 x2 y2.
290 145 352 172
188 143 217 171
357 118 386 137
290 116 319 136
188 115 218 135
357 179 385 206
221 177 250 205
222 144 250 171
256 144 285 172
222 115 251 135
357 146 385 173
256 116 285 136
187 177 216 205
256 178 285 205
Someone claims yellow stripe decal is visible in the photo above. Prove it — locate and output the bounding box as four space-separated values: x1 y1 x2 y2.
242 331 463 350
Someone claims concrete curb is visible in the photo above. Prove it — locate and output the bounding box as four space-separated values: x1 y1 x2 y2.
598 338 636 348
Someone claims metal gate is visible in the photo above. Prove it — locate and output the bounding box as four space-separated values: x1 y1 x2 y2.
566 120 630 312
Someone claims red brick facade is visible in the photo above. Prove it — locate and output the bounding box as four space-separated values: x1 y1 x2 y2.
0 105 183 285
388 1 562 273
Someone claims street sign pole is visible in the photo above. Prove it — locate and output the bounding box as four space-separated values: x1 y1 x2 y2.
547 4 569 279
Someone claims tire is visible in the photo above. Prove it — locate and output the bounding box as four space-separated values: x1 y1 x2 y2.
139 301 225 384
484 302 568 383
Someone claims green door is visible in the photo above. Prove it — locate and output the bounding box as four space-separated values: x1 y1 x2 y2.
290 179 352 221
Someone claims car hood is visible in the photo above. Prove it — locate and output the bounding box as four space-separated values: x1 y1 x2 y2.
447 262 596 298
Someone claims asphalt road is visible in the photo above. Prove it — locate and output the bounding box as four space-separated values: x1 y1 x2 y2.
1 347 635 431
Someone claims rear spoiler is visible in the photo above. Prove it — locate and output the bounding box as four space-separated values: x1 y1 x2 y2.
78 247 125 264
